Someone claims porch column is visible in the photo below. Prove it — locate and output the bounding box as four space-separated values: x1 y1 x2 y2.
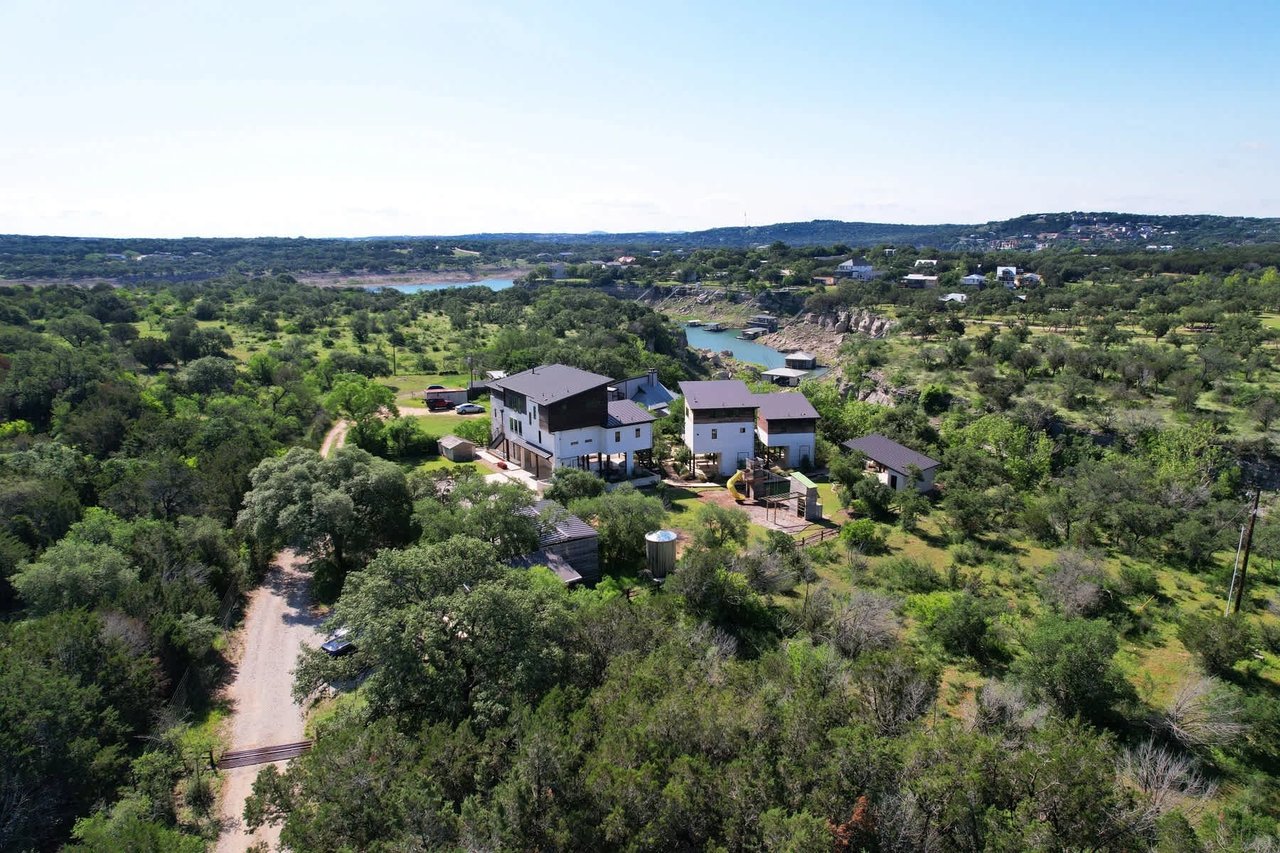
623 451 632 477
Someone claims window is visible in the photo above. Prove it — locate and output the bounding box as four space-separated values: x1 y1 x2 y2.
711 428 718 439
635 428 641 438
614 431 621 442
740 427 746 433
571 440 579 447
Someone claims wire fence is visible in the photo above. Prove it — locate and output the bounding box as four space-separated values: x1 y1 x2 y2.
164 583 240 719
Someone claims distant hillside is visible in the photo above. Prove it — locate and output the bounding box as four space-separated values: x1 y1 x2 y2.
452 212 1280 251
448 219 965 249
3 211 1279 280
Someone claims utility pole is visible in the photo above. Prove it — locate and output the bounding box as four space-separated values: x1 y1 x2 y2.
1232 489 1262 615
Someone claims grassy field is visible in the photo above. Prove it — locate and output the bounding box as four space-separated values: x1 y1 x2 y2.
408 410 486 438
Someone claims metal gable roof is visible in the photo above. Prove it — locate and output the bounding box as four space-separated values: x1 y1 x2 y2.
843 434 940 472
489 364 613 405
678 380 756 409
753 392 819 421
606 399 657 427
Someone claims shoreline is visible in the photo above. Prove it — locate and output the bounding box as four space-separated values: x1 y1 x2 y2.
297 267 532 288
0 266 534 289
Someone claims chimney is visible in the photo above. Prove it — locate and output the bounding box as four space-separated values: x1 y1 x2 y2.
647 367 657 386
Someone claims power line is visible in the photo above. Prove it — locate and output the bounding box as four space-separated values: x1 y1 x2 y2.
1225 490 1262 615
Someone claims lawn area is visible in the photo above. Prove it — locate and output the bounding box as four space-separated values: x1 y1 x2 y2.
382 372 472 405
409 411 487 438
410 456 480 475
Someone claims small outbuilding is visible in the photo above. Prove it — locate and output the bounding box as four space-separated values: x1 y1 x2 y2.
761 367 810 387
438 434 475 462
784 351 818 370
514 499 601 583
843 434 940 493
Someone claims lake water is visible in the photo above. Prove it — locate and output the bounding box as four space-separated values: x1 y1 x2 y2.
683 324 788 368
366 278 514 294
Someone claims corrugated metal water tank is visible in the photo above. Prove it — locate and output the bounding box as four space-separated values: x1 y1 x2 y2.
645 530 677 578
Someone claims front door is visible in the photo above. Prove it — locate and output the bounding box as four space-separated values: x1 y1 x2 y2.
889 473 899 490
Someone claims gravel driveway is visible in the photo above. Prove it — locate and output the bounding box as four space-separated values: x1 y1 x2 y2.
214 550 323 852
215 420 348 851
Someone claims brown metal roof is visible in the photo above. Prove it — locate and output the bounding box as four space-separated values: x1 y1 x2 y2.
678 380 756 409
753 392 819 421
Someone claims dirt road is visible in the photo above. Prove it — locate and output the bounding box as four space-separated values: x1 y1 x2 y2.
318 418 350 457
214 551 322 852
215 421 349 851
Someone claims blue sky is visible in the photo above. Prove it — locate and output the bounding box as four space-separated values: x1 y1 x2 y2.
1 0 1277 237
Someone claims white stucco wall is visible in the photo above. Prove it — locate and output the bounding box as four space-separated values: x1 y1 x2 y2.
551 425 604 465
686 414 755 476
604 422 653 455
756 427 815 469
875 465 937 493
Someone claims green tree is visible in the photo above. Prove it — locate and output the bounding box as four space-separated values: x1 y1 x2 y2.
0 612 161 850
693 503 750 551
66 798 204 853
569 484 666 572
324 372 397 424
1178 614 1257 677
544 467 606 505
294 538 572 726
238 445 414 574
11 538 137 614
1013 616 1130 721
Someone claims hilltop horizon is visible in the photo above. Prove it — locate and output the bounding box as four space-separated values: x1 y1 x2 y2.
9 209 1280 245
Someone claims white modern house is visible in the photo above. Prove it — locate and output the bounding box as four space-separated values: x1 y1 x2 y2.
996 266 1018 287
835 256 875 280
489 364 656 481
843 434 939 493
754 392 819 469
680 380 821 475
961 273 986 287
679 380 759 476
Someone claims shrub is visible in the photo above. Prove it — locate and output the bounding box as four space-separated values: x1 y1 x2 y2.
923 591 1003 663
1117 563 1160 598
919 383 952 415
840 519 887 556
1178 614 1258 678
1013 615 1131 721
878 557 943 593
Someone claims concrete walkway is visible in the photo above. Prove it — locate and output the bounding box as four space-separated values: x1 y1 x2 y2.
475 448 542 492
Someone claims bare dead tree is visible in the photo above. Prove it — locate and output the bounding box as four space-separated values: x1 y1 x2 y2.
970 679 1049 736
852 652 938 737
827 590 900 659
1154 675 1247 751
1118 740 1217 836
1041 548 1107 617
797 586 834 635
